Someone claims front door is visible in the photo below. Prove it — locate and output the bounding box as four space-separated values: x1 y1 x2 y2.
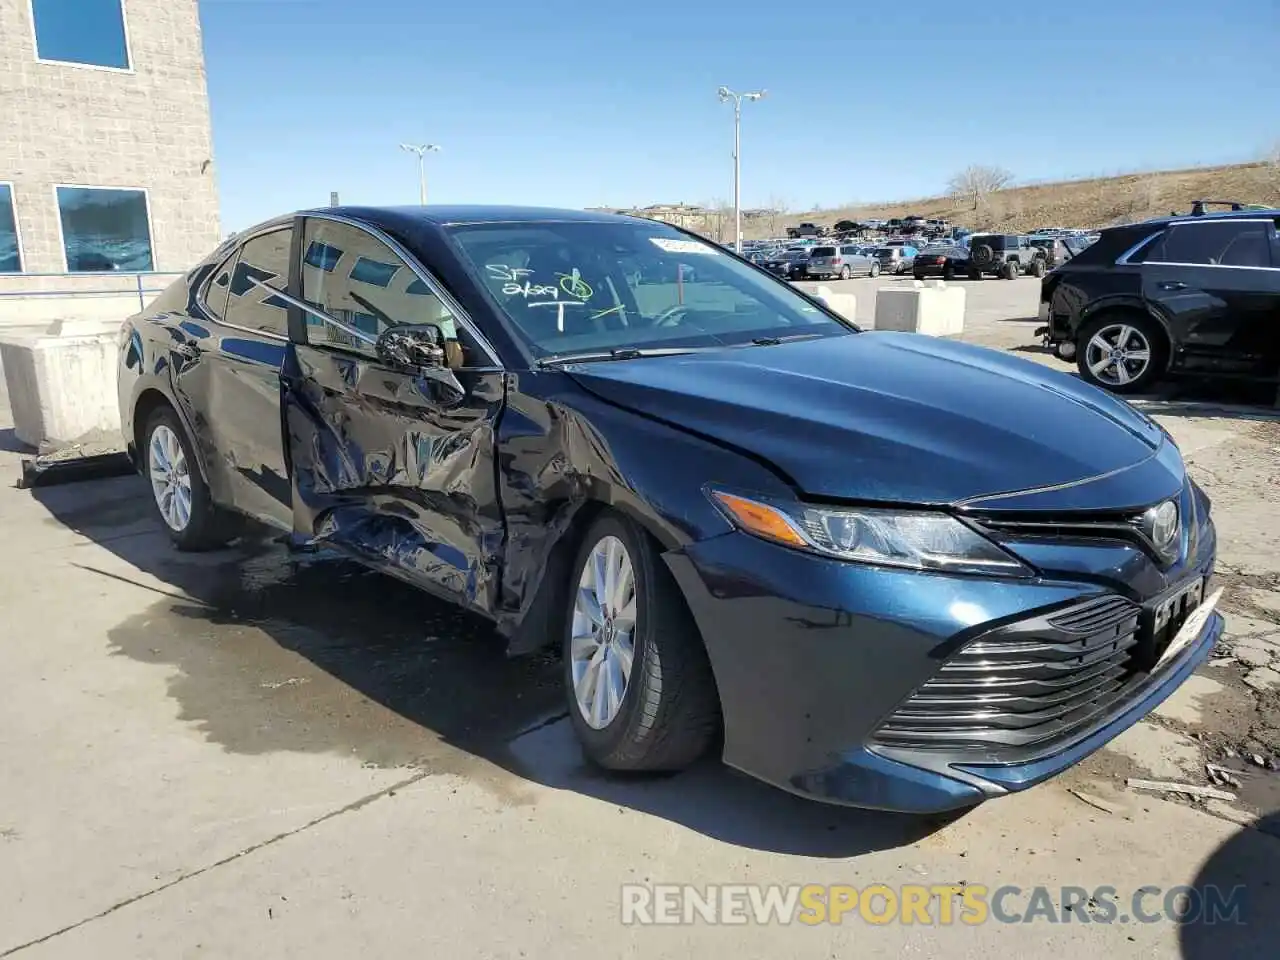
278 216 507 616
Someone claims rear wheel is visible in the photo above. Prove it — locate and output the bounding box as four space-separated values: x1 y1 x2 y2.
869 261 881 278
968 267 982 280
1002 260 1019 280
143 407 239 550
839 265 851 279
1076 313 1167 394
942 263 955 280
564 513 720 771
1030 257 1047 278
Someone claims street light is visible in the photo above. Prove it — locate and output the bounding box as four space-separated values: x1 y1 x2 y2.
399 142 442 204
717 86 766 254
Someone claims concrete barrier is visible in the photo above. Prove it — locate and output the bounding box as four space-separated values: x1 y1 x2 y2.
0 328 121 448
813 285 858 323
873 279 965 336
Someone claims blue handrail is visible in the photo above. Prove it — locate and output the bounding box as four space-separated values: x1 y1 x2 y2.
0 271 185 311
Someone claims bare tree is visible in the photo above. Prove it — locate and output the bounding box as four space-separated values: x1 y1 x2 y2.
765 195 789 237
948 165 1014 210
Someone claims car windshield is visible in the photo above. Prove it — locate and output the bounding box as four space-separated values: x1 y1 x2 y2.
447 220 856 358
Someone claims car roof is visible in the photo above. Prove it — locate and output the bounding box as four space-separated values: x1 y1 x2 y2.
300 204 640 230
1131 208 1280 229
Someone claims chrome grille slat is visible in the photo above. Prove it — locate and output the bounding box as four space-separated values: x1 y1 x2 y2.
873 594 1146 752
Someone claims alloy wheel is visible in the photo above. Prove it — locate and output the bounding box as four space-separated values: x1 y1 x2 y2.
148 424 193 532
570 535 638 730
1085 323 1152 387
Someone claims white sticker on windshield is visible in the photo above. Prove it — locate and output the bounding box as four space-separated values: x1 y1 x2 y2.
649 237 719 255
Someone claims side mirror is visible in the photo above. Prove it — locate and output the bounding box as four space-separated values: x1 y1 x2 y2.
375 323 446 370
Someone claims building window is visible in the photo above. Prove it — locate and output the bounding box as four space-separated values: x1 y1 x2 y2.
30 0 130 70
0 184 21 273
56 186 154 272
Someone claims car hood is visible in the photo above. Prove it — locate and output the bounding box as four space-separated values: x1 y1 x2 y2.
566 331 1165 505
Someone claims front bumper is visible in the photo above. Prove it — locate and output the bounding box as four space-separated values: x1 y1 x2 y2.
665 513 1219 814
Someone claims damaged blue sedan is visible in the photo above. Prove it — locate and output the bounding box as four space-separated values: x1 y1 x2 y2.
117 206 1223 813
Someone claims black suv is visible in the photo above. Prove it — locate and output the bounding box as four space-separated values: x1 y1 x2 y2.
967 234 1045 279
1037 211 1280 392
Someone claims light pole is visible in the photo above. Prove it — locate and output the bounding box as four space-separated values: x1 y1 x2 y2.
399 142 441 204
717 86 765 253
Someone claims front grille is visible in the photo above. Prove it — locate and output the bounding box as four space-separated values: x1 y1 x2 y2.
873 595 1142 752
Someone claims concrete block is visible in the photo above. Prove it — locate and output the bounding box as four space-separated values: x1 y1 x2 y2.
873 279 965 336
0 331 121 448
813 285 858 323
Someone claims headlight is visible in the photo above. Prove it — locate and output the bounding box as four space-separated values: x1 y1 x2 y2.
709 491 1031 577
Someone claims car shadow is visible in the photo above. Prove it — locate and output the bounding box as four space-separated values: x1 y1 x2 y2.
31 474 949 859
1178 812 1280 956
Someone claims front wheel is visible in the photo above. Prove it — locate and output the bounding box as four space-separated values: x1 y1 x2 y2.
839 265 851 279
564 514 720 772
143 407 239 550
869 262 881 277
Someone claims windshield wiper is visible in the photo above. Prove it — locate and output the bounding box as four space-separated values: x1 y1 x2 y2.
747 333 827 347
536 347 705 368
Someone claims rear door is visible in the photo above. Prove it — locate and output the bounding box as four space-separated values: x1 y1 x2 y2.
190 226 294 529
279 215 507 615
1140 219 1280 374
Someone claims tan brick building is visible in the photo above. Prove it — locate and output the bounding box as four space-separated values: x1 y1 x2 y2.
0 0 220 275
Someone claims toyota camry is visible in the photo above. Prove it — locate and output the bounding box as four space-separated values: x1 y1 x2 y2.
117 206 1222 813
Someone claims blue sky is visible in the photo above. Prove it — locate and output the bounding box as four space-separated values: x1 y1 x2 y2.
200 0 1278 231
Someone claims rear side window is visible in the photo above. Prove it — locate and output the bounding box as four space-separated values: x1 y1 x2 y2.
222 229 291 337
202 251 236 320
1150 221 1273 267
810 246 836 257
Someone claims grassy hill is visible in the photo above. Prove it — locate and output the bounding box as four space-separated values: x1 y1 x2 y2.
775 162 1280 237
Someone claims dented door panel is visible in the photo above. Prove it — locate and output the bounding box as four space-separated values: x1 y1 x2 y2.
282 343 505 615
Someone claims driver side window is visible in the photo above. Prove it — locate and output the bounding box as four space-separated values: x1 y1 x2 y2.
299 219 482 366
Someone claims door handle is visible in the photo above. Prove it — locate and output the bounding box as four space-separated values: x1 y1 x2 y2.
1157 281 1187 291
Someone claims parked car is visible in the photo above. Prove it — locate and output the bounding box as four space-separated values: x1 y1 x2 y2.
873 245 917 275
759 247 810 279
1038 209 1280 393
1026 236 1073 270
912 243 971 280
805 243 882 279
967 234 1043 279
119 204 1223 815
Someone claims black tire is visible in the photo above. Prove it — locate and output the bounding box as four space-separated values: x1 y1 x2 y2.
839 265 851 279
1075 312 1169 394
142 406 240 551
564 513 720 772
1001 260 1019 280
1030 257 1047 278
913 272 925 281
869 261 880 278
942 263 955 281
968 267 983 280
972 243 994 266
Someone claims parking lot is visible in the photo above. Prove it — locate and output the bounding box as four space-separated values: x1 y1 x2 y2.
1 276 1278 958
